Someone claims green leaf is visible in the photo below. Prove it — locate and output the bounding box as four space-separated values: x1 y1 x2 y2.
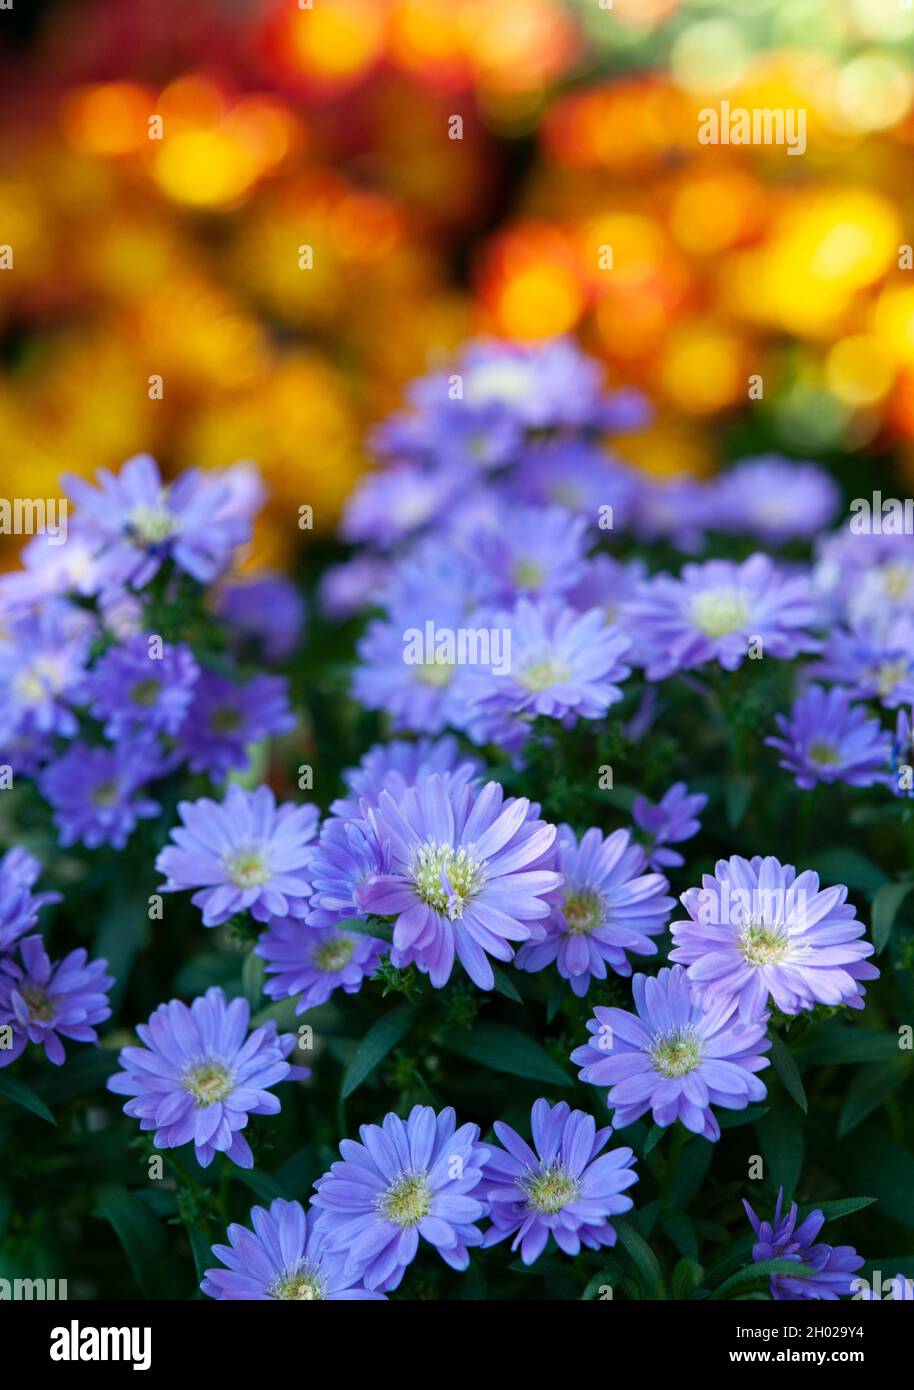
233 1167 292 1202
340 1004 415 1100
872 880 914 954
810 849 888 896
580 1266 623 1300
335 916 394 944
242 950 266 1009
490 964 522 1004
671 1258 703 1300
615 1219 666 1299
756 1101 805 1202
794 1026 900 1065
644 1124 666 1155
839 1135 914 1229
718 1104 768 1129
725 776 753 829
439 1021 571 1086
837 1059 911 1137
801 1196 876 1222
769 1035 807 1113
712 1258 816 1299
0 1073 56 1126
660 1210 699 1263
94 1186 173 1300
668 1137 713 1209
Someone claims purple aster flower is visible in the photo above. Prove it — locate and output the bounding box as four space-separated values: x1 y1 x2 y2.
40 740 161 849
515 826 673 996
330 735 483 821
256 920 383 1013
711 456 840 542
463 504 590 605
567 554 647 628
623 554 820 681
854 1271 914 1301
0 605 94 742
629 476 714 554
352 598 478 736
176 670 295 780
509 440 639 525
317 555 391 621
480 1099 638 1265
766 685 892 791
85 634 199 740
63 454 249 591
341 463 460 549
305 815 392 928
201 1198 385 1300
671 854 879 1020
464 599 631 751
891 707 914 799
356 773 561 990
0 533 108 620
216 573 306 664
743 1190 864 1300
571 965 770 1143
0 848 61 954
0 935 112 1067
812 528 914 625
107 986 306 1169
810 620 914 709
632 781 708 870
156 784 319 927
312 1104 489 1291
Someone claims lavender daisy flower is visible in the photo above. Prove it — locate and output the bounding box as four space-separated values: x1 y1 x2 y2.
891 708 914 799
0 936 112 1067
510 440 638 524
63 454 249 591
156 784 319 927
623 554 820 681
85 635 200 740
711 456 840 543
356 773 561 990
766 685 892 791
480 1099 638 1265
353 598 477 736
176 671 295 780
854 1271 914 1301
311 1104 489 1291
743 1190 864 1300
305 816 392 929
465 599 631 751
330 735 483 821
812 529 913 625
463 504 590 605
341 463 460 549
671 854 879 1020
571 965 770 1142
317 556 391 621
810 620 914 709
0 606 93 742
632 781 708 870
515 826 673 996
107 986 306 1169
0 848 61 954
256 920 383 1013
40 741 161 849
567 554 647 628
202 1199 385 1300
629 476 714 554
216 574 306 664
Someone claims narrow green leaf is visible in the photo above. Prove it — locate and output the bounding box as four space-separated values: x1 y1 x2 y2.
233 1167 292 1202
872 881 914 954
644 1123 666 1155
712 1258 816 1299
756 1101 805 1203
801 1196 876 1222
490 964 523 1004
94 1185 172 1300
769 1035 807 1113
0 1073 56 1126
335 916 394 944
660 1210 699 1263
439 1021 571 1086
341 1004 415 1100
810 849 888 896
838 1059 911 1137
794 1026 900 1066
671 1258 703 1300
615 1219 666 1299
242 950 266 1009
